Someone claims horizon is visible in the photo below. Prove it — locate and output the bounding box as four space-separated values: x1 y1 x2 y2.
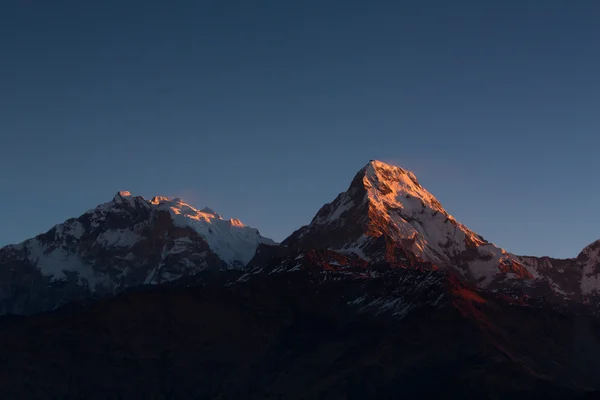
2 1 600 258
1 158 598 259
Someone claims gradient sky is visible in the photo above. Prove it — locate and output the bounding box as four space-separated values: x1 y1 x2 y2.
1 0 599 258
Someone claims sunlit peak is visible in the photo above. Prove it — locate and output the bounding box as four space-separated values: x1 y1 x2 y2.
149 196 170 205
229 218 245 227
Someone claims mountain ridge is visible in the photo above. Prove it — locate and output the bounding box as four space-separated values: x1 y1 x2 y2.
2 159 600 398
1 159 600 314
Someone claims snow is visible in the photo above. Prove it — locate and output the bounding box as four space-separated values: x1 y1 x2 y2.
314 195 354 224
348 295 366 305
92 191 151 215
112 191 137 207
55 220 85 239
360 160 488 265
149 196 170 205
150 196 276 266
338 235 372 260
91 192 275 267
169 237 195 254
363 160 448 216
468 245 512 286
96 229 142 247
25 239 108 290
269 264 288 274
358 296 413 318
580 242 600 296
0 190 276 297
201 207 217 215
233 273 252 283
299 160 540 288
116 190 132 199
289 263 302 271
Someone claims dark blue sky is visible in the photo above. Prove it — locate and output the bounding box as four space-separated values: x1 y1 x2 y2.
1 0 599 257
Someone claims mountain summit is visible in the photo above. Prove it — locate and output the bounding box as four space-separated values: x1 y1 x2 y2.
285 160 532 284
283 160 600 302
0 192 273 314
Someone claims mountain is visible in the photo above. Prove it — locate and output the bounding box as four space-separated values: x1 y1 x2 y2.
282 160 600 304
1 160 600 398
284 161 530 279
2 160 600 314
517 240 600 305
0 191 274 314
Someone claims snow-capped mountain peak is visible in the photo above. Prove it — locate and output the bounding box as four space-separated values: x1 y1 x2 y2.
200 206 219 215
361 160 490 254
149 195 169 205
107 193 276 266
0 192 275 314
146 195 275 266
285 160 533 287
362 160 447 216
95 193 275 267
114 190 132 200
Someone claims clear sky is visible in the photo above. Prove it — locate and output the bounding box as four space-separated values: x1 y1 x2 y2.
1 0 599 258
